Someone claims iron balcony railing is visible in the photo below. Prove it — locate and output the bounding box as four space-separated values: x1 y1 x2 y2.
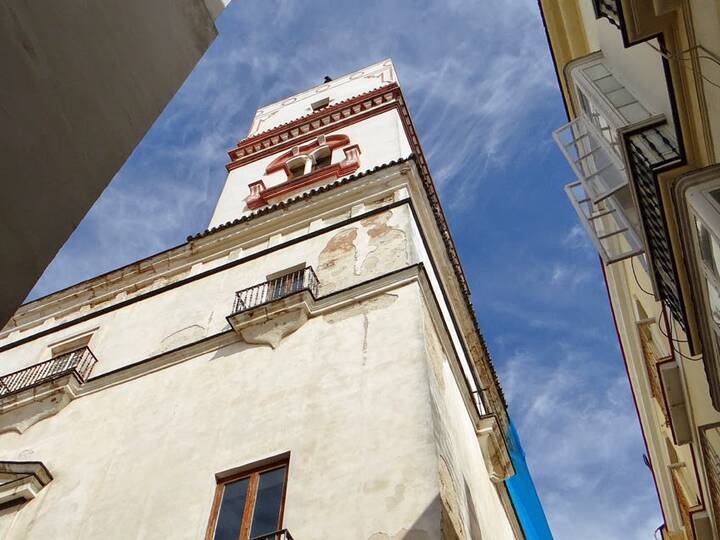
0 347 97 398
592 0 621 29
232 267 319 315
250 530 295 540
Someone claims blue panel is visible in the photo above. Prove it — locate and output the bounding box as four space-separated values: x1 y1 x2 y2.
505 419 554 539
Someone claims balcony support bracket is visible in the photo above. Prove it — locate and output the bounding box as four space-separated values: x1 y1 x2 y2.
227 290 317 349
0 375 81 435
476 414 515 483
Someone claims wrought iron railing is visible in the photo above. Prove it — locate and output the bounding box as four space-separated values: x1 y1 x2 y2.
232 267 319 315
250 530 294 540
626 120 685 329
0 347 97 398
592 0 621 29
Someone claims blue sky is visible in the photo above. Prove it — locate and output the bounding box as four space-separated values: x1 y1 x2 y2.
30 1 661 537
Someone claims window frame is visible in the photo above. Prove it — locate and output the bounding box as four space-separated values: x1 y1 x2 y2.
689 181 720 344
205 458 290 540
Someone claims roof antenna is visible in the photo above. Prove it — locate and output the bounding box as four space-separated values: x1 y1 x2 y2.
323 76 332 83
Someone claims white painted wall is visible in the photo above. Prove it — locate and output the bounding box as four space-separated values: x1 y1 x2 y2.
0 203 416 378
248 59 398 136
0 285 446 540
0 195 517 538
598 23 675 127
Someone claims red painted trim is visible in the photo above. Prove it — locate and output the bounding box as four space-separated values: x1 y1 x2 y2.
235 84 398 149
246 180 267 210
226 87 400 171
265 134 350 175
600 260 670 528
246 157 360 210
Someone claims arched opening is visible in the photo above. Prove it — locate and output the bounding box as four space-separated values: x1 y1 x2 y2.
286 155 310 179
312 145 332 170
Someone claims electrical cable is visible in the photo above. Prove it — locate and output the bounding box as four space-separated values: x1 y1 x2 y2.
658 306 702 362
628 256 697 359
630 256 655 297
645 41 720 92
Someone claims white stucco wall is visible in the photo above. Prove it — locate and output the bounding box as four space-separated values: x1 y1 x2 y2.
422 307 516 539
0 202 416 378
0 284 446 540
0 54 519 538
597 23 675 127
0 195 516 538
248 59 398 136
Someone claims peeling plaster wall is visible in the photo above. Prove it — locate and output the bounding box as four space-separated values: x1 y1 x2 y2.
0 284 445 540
0 205 415 380
422 308 516 540
0 190 517 538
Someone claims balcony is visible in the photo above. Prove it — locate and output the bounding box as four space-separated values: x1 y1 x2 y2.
555 115 644 264
227 267 320 349
232 267 319 315
0 347 97 399
251 530 295 540
0 347 98 434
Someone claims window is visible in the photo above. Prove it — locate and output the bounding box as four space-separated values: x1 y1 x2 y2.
266 265 307 301
312 145 332 169
48 330 96 358
553 54 682 266
206 461 288 540
690 184 720 337
286 155 310 180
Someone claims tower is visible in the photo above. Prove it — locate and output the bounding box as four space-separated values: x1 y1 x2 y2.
0 60 547 539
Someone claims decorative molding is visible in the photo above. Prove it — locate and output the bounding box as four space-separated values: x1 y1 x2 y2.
0 461 52 505
0 375 82 435
227 85 398 171
264 134 350 175
476 414 515 483
227 290 316 349
246 144 361 210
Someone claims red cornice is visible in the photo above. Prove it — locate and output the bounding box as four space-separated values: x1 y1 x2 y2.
265 134 350 175
226 85 400 172
246 145 361 210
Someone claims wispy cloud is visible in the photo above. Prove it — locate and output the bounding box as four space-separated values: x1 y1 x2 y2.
501 345 661 539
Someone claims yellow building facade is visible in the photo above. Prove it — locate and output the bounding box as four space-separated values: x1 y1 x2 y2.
539 1 720 538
